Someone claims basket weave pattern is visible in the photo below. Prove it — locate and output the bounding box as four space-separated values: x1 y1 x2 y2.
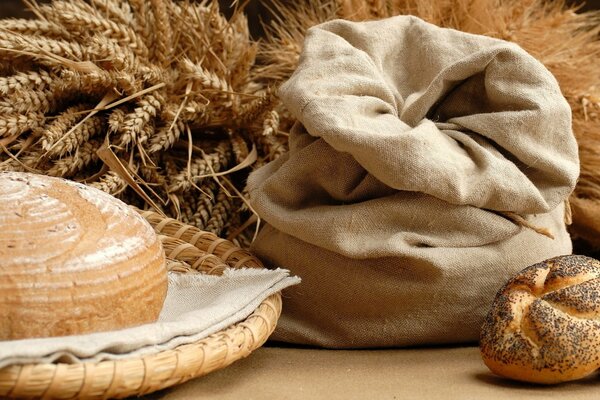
0 209 282 399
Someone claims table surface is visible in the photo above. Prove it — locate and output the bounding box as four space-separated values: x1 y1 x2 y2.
145 345 600 400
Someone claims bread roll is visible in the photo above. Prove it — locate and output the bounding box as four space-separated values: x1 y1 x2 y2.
0 171 167 340
480 255 600 384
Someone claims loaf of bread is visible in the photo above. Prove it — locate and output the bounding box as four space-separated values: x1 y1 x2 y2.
480 255 600 384
0 171 167 340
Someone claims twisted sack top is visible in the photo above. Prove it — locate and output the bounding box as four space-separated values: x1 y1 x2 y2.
252 15 579 250
247 16 580 347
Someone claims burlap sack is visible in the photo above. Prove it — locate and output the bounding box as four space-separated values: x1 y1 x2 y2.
247 16 580 348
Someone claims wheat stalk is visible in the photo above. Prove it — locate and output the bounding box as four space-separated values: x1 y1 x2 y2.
0 31 86 61
204 187 236 235
230 133 250 164
44 0 149 57
40 103 103 156
190 179 218 229
90 170 128 195
261 110 280 137
0 113 43 137
168 141 232 193
0 70 54 96
88 0 134 26
149 0 172 66
118 93 162 147
47 139 100 177
50 114 104 157
0 19 71 39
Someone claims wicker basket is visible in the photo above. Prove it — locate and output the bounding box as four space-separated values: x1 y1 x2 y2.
0 209 282 399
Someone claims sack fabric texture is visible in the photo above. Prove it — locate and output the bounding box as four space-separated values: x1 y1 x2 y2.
247 15 580 348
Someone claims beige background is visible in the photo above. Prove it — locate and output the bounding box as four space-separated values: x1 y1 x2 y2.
142 346 600 399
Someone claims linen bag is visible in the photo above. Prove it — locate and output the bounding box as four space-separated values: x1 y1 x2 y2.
247 16 580 347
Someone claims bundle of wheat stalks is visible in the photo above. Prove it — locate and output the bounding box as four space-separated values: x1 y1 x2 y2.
0 0 599 250
0 0 287 246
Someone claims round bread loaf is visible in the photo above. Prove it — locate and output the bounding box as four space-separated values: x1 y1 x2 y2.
0 171 167 340
480 255 600 384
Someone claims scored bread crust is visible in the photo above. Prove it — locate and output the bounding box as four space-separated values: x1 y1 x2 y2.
480 255 600 384
0 171 167 340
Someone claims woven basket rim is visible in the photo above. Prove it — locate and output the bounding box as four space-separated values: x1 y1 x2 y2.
0 208 282 399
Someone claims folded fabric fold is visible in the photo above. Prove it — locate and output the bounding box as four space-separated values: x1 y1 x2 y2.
0 268 300 368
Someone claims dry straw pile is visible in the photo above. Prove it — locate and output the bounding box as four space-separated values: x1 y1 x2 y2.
0 0 599 249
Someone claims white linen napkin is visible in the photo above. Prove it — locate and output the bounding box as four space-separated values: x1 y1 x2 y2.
0 268 300 368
